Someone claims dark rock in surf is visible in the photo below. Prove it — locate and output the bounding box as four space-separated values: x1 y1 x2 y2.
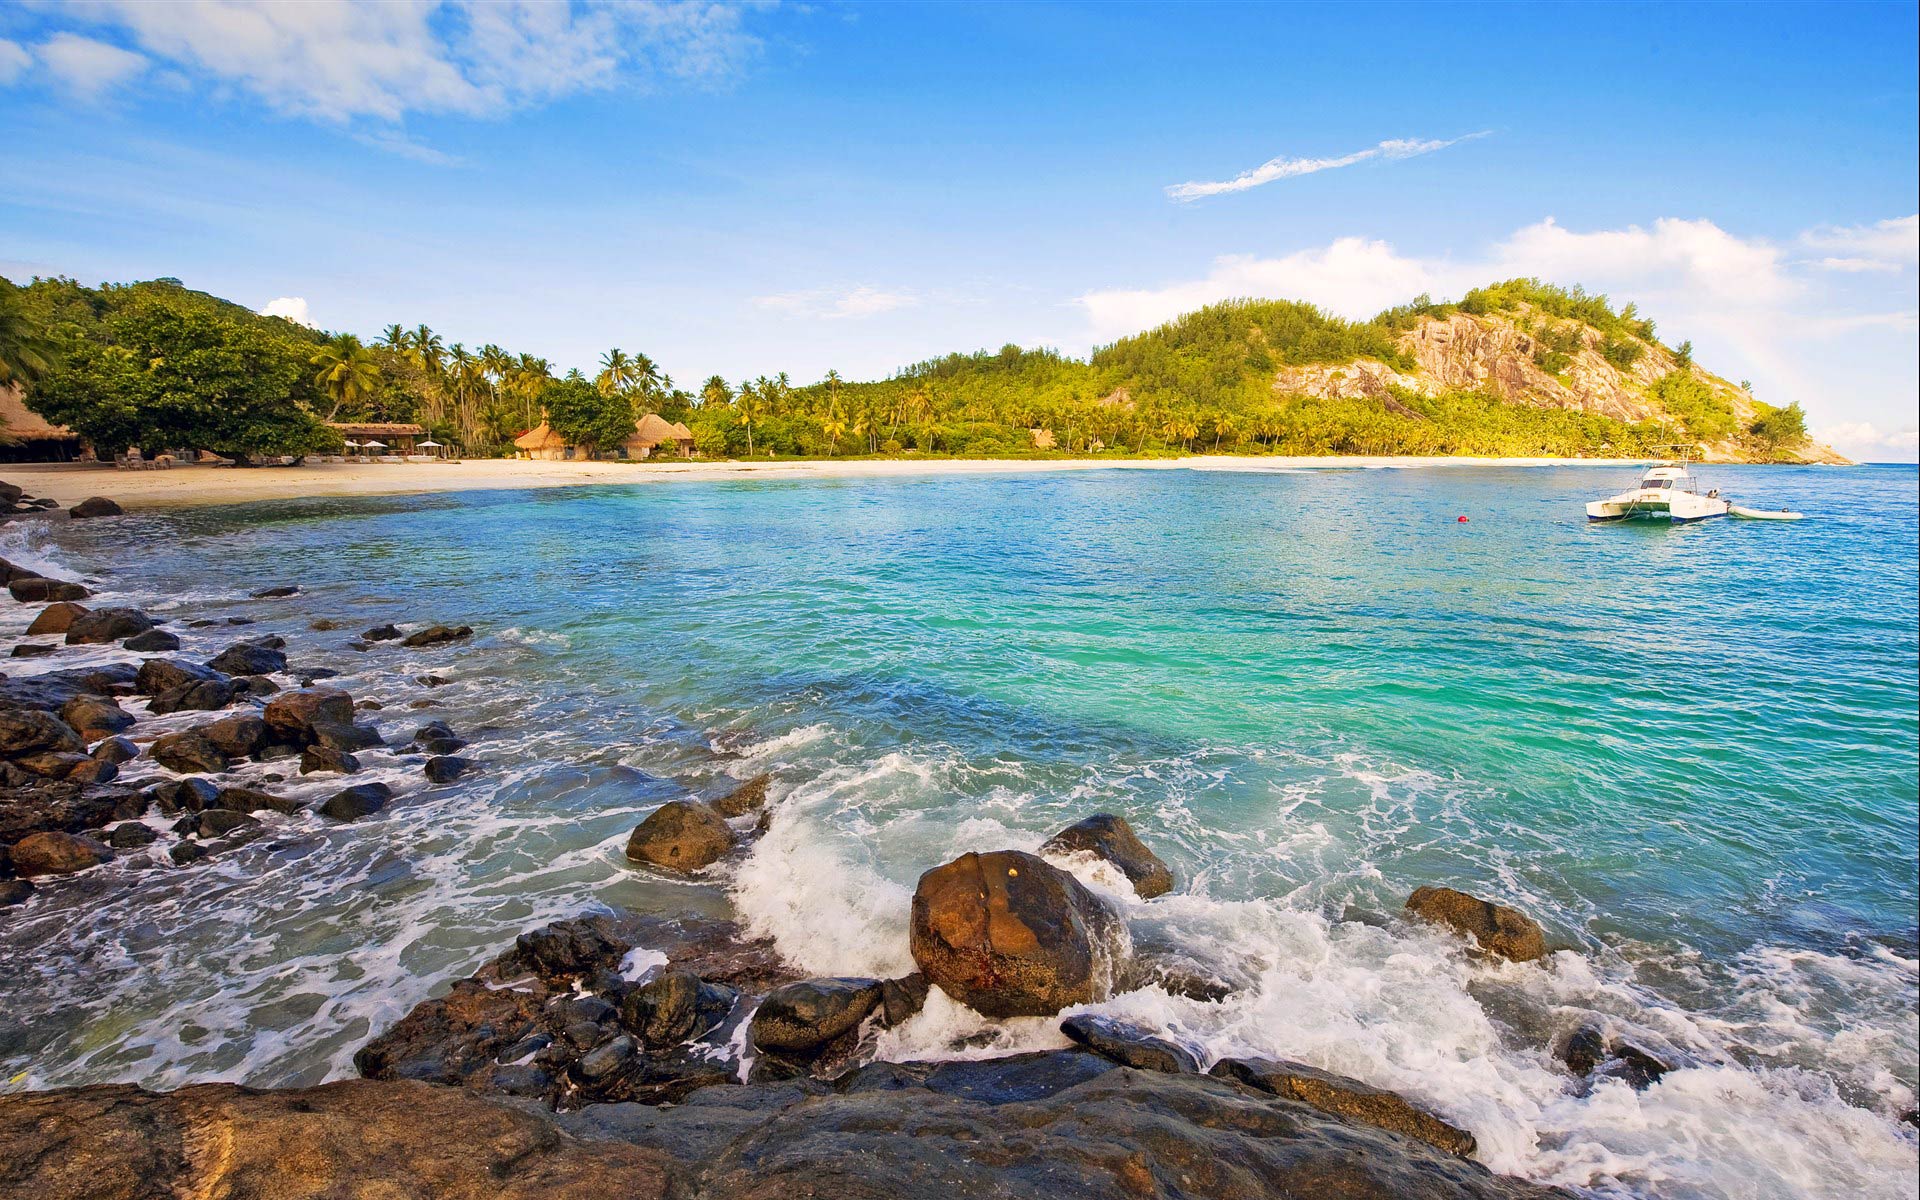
91 735 138 765
107 822 158 849
909 849 1129 1018
60 696 134 741
1210 1055 1480 1158
66 759 119 785
1558 1024 1607 1077
318 782 392 821
624 801 735 873
67 497 123 519
263 686 353 744
310 720 383 752
710 773 771 818
400 624 472 648
146 679 235 715
9 830 113 876
749 977 884 1064
249 585 299 598
363 624 402 641
309 618 341 631
424 755 472 783
215 786 301 815
0 879 31 905
1600 1042 1672 1091
25 601 88 635
0 708 85 758
232 675 280 698
197 713 266 758
8 577 90 603
123 629 181 652
1039 812 1174 898
9 644 55 658
63 607 153 645
880 972 930 1027
206 641 287 676
146 778 220 814
135 658 223 697
174 808 259 839
1406 885 1548 963
149 730 231 774
14 751 92 780
1060 1014 1200 1074
300 745 361 775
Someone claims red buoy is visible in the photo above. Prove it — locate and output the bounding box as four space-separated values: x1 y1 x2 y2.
1457 515 1470 523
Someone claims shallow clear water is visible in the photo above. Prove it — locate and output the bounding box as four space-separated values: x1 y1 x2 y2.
2 463 1915 1198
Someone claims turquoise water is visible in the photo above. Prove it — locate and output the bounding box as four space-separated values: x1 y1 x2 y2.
2 463 1915 1197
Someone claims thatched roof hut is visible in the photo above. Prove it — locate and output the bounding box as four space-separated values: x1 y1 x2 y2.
514 422 570 460
327 421 426 453
622 413 695 458
0 385 84 461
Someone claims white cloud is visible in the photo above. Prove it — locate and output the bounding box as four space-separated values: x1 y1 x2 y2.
753 285 919 320
260 296 314 326
1801 215 1919 268
1813 421 1920 462
0 38 30 84
1166 132 1487 202
23 0 762 122
352 129 463 166
35 31 147 95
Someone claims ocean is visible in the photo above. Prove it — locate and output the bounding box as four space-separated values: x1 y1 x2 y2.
2 462 1914 1198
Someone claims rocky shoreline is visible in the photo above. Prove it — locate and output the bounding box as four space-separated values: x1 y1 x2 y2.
0 491 1696 1198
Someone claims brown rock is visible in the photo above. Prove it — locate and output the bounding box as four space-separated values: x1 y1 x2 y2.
1039 812 1174 898
9 830 113 876
909 849 1129 1018
197 713 266 758
25 601 89 635
262 686 354 744
401 623 473 648
60 696 134 740
0 708 86 758
149 730 231 774
67 496 123 519
8 577 90 603
624 800 735 873
1211 1056 1478 1158
63 608 154 645
711 773 771 818
1406 885 1547 963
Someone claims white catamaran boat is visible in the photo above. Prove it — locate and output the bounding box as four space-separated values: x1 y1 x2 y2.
1586 460 1731 523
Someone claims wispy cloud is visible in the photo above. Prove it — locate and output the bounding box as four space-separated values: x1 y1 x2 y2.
34 32 148 96
259 296 314 327
1166 132 1488 202
1800 214 1918 271
352 129 463 167
752 285 919 320
0 38 30 85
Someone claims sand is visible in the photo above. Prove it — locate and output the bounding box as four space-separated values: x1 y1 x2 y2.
1 455 1647 511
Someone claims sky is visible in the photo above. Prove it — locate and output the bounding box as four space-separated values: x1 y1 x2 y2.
1 0 1916 461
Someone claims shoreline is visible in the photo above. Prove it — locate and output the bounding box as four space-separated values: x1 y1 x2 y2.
7 453 1678 510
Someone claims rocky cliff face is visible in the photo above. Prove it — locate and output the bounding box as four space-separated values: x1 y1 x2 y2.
1270 307 1848 463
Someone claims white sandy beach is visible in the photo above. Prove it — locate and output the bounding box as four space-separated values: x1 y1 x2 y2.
2 455 1652 511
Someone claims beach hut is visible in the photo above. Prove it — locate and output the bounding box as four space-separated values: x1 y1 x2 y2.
514 422 571 460
0 384 86 462
621 413 696 459
326 422 426 454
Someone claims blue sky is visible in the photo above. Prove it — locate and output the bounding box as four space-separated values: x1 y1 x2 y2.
2 1 1915 459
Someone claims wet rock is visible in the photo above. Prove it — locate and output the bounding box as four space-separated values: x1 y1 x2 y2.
63 608 154 646
226 617 253 626
363 623 402 641
0 707 86 757
0 878 32 905
66 759 120 785
1060 1014 1200 1073
1211 1056 1480 1158
1406 885 1548 963
310 720 383 752
215 786 301 815
170 841 209 865
309 618 341 631
249 585 299 598
206 641 287 676
424 755 472 783
232 675 280 698
60 696 134 740
1039 812 1175 898
880 972 930 1027
8 576 90 603
1558 1024 1606 1077
146 777 220 813
355 977 547 1085
107 822 158 849
197 713 267 758
263 686 353 744
91 735 138 764
9 644 55 658
619 970 735 1046
417 674 450 687
417 736 465 756
175 808 259 839
300 745 361 775
122 629 181 652
146 678 236 715
909 849 1129 1018
318 781 392 821
149 730 231 774
25 601 89 635
576 1035 637 1084
512 919 634 987
750 977 883 1068
67 496 123 519
134 657 223 697
401 624 473 648
710 773 771 818
15 751 92 780
10 830 113 876
413 719 456 743
1601 1042 1672 1091
624 800 735 873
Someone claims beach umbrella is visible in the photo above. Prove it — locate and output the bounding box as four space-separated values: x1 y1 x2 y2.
363 440 387 450
418 439 441 448
343 439 361 448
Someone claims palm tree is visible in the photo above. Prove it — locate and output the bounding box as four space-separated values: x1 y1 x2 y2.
597 348 636 397
0 291 57 390
823 414 847 455
410 325 444 375
378 324 408 353
700 375 732 408
736 380 763 456
309 334 382 421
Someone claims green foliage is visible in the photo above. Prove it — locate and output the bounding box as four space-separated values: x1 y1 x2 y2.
1459 278 1659 343
0 281 60 390
1647 371 1737 441
1673 340 1693 368
23 278 334 458
1599 337 1644 370
541 373 635 453
1746 401 1807 456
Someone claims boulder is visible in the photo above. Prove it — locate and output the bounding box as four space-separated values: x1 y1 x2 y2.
9 830 113 876
206 642 287 676
618 970 736 1047
15 751 92 780
149 730 231 774
60 696 134 740
67 496 123 519
318 782 393 821
170 841 209 865
300 745 361 775
710 773 771 818
91 735 139 764
145 679 235 715
363 623 402 641
1601 1042 1672 1091
107 822 158 849
263 686 354 744
1210 1056 1479 1159
1059 1014 1199 1073
0 708 85 758
25 601 89 635
66 759 120 785
1558 1024 1606 1077
1039 812 1175 898
0 879 31 905
135 658 223 696
1405 885 1547 963
9 644 55 658
909 849 1129 1018
249 585 299 598
749 977 884 1061
63 608 154 646
624 801 735 873
197 713 266 758
401 624 473 648
147 777 221 814
232 675 280 698
8 577 90 603
309 618 341 631
880 972 931 1027
310 720 383 752
424 755 473 783
122 629 181 652
215 786 301 815
175 808 259 839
